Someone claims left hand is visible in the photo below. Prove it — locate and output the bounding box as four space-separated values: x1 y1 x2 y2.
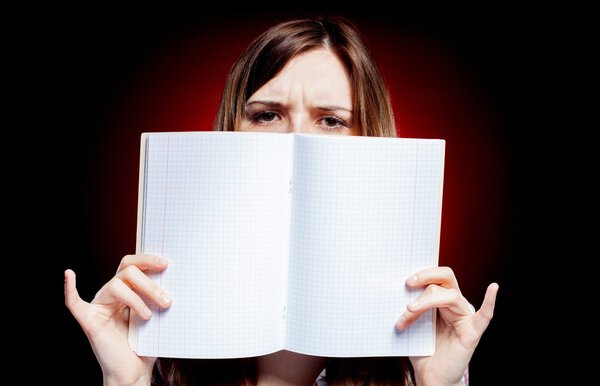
395 266 498 386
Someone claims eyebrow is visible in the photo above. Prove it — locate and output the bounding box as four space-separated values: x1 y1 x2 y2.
246 100 353 113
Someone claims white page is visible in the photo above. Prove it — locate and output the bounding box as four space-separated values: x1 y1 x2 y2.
285 134 444 357
130 132 292 358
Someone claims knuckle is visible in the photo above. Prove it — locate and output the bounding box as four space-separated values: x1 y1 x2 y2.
440 266 454 278
122 254 135 262
117 254 136 271
425 284 439 294
120 265 141 278
448 288 461 301
106 277 123 292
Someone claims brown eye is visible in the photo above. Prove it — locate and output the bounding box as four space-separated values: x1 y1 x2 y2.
254 111 280 122
324 117 341 127
318 116 347 130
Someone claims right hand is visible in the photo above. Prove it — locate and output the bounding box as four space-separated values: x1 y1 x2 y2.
64 254 172 386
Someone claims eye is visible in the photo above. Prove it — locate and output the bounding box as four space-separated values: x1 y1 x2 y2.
324 117 341 127
318 116 348 130
251 111 281 124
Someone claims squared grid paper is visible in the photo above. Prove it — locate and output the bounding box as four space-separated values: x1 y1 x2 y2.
130 132 444 359
132 132 292 359
285 134 444 357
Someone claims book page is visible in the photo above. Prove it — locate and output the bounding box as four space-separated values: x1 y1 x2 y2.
285 134 444 357
129 132 292 358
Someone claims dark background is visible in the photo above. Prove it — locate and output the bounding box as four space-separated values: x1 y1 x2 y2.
21 4 582 385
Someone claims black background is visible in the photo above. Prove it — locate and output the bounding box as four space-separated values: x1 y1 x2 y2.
18 4 584 385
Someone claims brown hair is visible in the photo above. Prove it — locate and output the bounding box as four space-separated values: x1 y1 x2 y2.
154 18 412 386
153 356 414 385
213 18 397 137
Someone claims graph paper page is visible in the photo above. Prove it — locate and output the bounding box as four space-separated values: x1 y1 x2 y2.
129 132 292 358
285 134 444 357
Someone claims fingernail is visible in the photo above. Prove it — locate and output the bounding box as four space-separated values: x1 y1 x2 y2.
407 274 418 285
157 257 169 266
160 292 172 305
143 307 152 319
395 315 406 330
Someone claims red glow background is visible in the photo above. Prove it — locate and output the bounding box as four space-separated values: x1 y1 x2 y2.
27 3 581 383
87 19 508 302
44 9 538 385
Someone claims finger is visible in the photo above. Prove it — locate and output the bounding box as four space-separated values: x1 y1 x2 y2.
395 306 423 330
101 278 154 320
117 254 169 273
396 288 470 330
115 265 172 308
408 287 471 315
472 283 499 335
395 284 440 329
64 269 88 321
406 266 460 291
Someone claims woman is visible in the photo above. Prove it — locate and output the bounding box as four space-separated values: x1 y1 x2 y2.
65 18 498 385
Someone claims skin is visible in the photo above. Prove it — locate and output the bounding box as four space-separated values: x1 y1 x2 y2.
238 49 358 136
65 48 498 386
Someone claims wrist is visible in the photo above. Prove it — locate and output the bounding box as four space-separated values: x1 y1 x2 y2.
414 373 463 386
103 373 152 386
413 365 468 386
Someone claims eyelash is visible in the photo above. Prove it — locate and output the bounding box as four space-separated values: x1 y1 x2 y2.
250 111 280 125
249 111 349 130
320 115 348 129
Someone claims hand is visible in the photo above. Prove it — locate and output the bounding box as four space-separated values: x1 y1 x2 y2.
64 254 172 386
395 267 498 386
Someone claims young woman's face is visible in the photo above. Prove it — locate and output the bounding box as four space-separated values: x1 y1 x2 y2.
238 48 357 135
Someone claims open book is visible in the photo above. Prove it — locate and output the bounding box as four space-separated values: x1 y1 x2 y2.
129 132 445 359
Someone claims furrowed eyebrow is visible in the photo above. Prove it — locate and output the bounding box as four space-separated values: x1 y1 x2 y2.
316 105 353 113
245 100 285 108
246 100 352 113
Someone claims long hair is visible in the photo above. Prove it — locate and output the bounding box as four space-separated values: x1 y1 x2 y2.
154 18 412 386
213 18 396 137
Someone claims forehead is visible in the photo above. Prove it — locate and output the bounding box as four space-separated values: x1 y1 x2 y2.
250 48 352 104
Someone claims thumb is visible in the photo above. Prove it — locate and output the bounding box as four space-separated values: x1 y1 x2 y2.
472 282 499 336
64 269 89 324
